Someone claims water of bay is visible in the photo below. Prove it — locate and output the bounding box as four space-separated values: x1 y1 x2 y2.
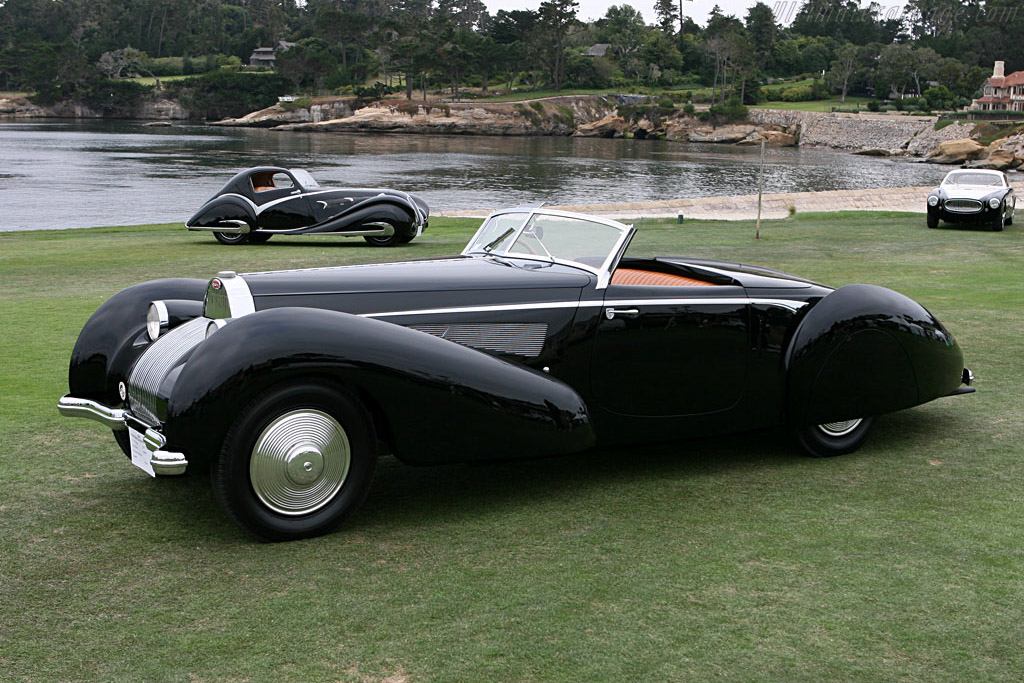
0 119 954 231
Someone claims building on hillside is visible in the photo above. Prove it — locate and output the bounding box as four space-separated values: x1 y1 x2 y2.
249 47 276 68
585 44 611 57
971 61 1024 111
248 41 296 68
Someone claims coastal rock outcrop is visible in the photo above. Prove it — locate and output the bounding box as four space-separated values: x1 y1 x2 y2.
212 99 355 127
575 113 628 137
965 135 1024 170
928 138 985 164
275 96 615 137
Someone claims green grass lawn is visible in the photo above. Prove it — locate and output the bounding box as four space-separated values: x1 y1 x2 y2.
2 213 1022 680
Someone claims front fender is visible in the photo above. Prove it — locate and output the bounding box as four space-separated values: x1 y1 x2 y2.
68 279 209 404
165 308 595 466
785 284 965 426
312 200 417 236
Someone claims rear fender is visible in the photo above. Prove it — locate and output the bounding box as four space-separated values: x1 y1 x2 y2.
785 284 965 426
68 279 209 404
165 308 595 467
187 196 256 230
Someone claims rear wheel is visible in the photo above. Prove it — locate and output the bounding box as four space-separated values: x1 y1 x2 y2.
793 417 875 458
213 231 251 245
927 213 939 229
212 382 377 541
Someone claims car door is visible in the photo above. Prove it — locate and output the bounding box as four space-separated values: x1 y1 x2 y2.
589 282 750 417
251 171 314 230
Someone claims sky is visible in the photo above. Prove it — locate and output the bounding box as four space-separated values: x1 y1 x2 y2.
481 1 783 27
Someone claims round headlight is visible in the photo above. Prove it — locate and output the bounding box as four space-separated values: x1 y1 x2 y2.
989 197 1001 209
146 301 169 341
206 319 226 339
928 195 939 207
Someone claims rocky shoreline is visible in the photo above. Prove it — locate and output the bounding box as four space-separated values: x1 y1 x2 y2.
212 95 1023 169
5 91 1023 170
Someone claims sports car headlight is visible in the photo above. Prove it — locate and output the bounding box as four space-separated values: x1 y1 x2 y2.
147 301 169 341
988 197 1001 209
206 319 227 339
928 195 939 207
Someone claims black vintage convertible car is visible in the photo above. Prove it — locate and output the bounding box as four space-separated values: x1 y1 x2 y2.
59 209 974 541
185 167 429 246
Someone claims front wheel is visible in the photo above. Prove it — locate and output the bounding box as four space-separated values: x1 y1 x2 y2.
992 207 1005 232
213 231 251 245
792 417 875 458
927 213 939 229
212 383 377 541
362 218 410 247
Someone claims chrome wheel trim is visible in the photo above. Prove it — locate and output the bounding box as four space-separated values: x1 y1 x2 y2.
250 409 351 516
817 418 863 438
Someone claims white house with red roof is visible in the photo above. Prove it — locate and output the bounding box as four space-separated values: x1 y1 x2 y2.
972 61 1024 111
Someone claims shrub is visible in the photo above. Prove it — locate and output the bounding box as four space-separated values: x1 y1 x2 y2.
167 70 291 119
867 100 881 112
683 103 695 115
658 97 675 110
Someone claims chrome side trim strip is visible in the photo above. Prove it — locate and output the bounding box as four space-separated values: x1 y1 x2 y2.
57 395 127 430
362 298 808 319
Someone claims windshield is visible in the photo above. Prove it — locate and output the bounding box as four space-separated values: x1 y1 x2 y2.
943 172 1004 187
290 169 320 189
463 210 631 274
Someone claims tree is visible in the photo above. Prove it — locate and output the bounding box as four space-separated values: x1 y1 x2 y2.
538 0 578 91
877 42 915 98
654 0 679 35
596 5 646 57
275 38 338 92
825 43 860 102
744 2 776 69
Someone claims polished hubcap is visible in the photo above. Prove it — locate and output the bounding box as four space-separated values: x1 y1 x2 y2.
818 418 863 437
250 409 350 516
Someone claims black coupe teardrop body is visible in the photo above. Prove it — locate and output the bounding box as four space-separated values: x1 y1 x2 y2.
60 209 974 540
186 167 429 246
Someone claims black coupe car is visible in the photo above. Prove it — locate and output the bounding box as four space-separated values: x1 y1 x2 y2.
59 209 974 541
186 167 429 246
927 169 1016 231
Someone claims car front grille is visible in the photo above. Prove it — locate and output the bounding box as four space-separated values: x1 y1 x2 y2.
126 318 208 426
944 199 983 213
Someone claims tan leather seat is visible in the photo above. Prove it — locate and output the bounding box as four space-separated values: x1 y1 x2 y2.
611 268 716 287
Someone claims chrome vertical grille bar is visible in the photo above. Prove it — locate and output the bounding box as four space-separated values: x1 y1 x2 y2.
126 318 208 425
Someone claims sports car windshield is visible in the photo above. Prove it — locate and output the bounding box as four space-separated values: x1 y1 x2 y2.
942 172 1004 187
463 209 632 275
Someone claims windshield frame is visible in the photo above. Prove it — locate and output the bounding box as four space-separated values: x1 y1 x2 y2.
289 168 321 189
461 208 635 289
941 171 1006 188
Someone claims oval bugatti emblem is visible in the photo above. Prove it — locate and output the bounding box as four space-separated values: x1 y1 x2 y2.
211 278 222 290
118 381 127 401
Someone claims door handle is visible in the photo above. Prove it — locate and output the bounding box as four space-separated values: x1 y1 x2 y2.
605 307 640 320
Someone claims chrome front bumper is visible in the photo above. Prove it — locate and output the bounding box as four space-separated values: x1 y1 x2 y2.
57 395 188 476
